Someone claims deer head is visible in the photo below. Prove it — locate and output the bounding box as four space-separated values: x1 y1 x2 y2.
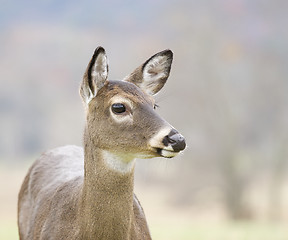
80 47 186 164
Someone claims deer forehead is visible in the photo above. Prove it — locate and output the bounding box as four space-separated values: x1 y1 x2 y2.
97 80 155 107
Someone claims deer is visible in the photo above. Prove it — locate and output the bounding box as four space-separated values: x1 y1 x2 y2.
18 46 186 240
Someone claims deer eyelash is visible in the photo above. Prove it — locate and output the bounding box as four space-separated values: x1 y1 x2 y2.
154 104 159 110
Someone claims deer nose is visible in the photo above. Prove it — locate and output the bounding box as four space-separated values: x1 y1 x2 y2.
163 130 186 152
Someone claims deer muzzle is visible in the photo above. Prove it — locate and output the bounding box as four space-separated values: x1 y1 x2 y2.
162 129 186 152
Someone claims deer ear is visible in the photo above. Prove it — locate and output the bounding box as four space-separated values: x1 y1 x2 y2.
124 49 173 95
80 46 108 104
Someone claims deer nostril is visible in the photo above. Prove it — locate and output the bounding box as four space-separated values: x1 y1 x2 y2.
162 135 171 147
162 130 186 152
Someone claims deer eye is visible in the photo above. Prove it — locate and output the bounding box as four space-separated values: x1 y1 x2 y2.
111 103 126 114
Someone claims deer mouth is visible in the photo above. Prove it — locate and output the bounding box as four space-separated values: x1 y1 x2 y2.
155 148 178 158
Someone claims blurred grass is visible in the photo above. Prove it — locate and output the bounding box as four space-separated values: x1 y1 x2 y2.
1 166 287 240
0 222 18 240
150 221 288 240
0 220 287 240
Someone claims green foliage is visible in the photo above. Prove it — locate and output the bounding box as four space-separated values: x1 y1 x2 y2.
2 221 286 240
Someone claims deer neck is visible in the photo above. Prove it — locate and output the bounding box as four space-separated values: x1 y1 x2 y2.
79 130 136 239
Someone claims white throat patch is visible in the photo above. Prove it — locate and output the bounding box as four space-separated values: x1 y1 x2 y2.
102 150 136 174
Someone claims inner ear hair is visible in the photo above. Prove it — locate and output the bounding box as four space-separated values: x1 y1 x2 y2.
123 49 173 96
80 46 109 104
89 47 108 93
142 50 173 80
141 49 173 95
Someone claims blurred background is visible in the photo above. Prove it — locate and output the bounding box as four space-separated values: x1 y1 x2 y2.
0 0 287 239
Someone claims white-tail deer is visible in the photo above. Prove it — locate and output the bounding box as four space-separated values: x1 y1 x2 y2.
18 47 186 240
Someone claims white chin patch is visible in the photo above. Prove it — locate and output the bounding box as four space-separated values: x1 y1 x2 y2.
159 149 178 158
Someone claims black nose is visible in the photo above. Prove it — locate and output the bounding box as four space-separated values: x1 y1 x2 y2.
163 130 186 152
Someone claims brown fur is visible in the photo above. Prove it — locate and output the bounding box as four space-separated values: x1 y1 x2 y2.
18 47 184 240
